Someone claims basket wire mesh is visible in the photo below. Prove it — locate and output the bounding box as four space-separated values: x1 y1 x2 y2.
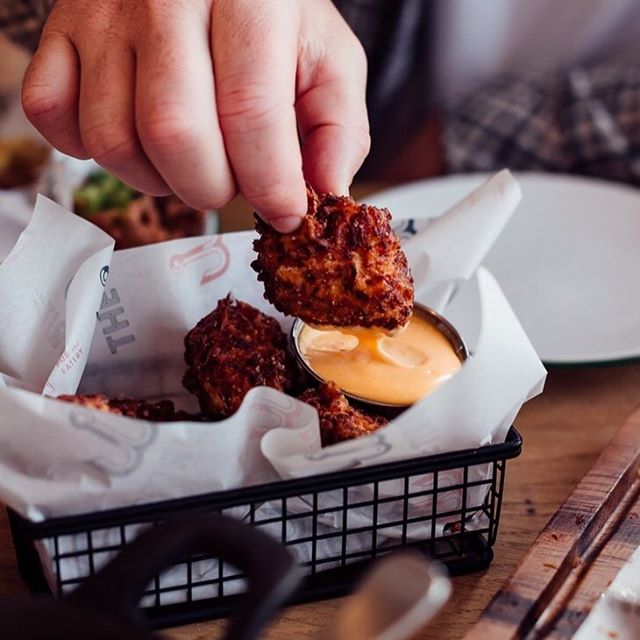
8 427 521 628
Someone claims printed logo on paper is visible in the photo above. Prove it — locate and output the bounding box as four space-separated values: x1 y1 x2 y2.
54 340 84 376
99 265 110 286
97 287 135 354
392 219 417 242
168 236 230 285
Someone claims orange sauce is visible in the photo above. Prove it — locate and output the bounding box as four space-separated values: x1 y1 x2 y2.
298 312 462 405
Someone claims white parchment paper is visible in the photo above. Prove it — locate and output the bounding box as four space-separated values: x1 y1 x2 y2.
0 170 546 599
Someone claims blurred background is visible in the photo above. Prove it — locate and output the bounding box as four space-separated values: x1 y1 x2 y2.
1 0 640 238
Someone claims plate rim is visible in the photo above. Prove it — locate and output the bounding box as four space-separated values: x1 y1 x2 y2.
365 172 640 367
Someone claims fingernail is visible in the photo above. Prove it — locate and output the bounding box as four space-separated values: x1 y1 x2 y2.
332 178 351 195
327 166 353 195
269 215 303 233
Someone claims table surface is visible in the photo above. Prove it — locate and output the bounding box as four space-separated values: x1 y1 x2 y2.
2 187 640 639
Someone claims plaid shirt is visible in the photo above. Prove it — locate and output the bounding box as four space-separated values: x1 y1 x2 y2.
443 66 640 186
0 0 53 52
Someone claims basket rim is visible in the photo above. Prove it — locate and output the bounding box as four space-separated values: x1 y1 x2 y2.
8 427 521 537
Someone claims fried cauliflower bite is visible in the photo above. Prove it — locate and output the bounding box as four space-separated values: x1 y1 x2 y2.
299 382 388 446
183 295 295 419
252 188 414 332
56 394 187 421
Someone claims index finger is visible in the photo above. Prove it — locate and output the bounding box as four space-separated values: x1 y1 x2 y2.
212 0 307 232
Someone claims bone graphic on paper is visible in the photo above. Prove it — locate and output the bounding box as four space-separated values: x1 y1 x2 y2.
252 395 305 433
168 236 230 285
69 409 157 476
97 287 135 354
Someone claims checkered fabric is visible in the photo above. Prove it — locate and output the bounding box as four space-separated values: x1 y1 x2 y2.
443 66 640 185
0 0 53 51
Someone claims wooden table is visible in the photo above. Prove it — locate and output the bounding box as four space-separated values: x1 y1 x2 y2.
3 364 639 638
1 188 640 638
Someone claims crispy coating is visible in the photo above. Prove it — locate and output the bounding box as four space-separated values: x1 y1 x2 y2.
299 382 388 446
183 295 295 419
56 394 192 421
252 188 414 331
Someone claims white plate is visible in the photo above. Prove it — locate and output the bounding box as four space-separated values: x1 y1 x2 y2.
367 173 640 365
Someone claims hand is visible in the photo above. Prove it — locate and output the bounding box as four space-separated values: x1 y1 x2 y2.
22 0 370 231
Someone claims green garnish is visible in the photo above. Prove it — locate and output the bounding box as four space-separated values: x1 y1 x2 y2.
74 169 143 216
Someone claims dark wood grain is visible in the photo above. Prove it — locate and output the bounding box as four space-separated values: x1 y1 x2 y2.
465 409 640 639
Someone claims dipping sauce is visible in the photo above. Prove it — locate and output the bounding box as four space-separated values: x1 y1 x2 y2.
296 307 465 406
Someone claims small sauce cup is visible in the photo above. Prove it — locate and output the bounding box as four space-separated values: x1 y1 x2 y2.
290 304 469 411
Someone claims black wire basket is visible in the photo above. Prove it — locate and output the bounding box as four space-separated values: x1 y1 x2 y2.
8 427 521 629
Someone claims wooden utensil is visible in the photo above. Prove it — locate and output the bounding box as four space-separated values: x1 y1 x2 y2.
465 406 640 639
